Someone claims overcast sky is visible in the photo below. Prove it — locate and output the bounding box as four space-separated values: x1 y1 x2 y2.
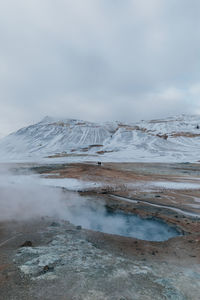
1 0 200 135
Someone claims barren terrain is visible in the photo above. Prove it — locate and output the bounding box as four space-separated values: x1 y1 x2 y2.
0 162 200 299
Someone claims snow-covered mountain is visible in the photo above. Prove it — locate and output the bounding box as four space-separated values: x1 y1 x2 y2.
0 114 200 162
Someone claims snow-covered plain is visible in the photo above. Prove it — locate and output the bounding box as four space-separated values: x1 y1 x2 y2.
148 181 200 190
40 177 102 191
0 114 200 163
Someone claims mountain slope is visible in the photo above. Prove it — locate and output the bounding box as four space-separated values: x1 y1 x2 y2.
0 115 200 162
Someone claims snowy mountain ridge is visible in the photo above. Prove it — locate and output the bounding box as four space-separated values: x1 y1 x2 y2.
0 114 200 162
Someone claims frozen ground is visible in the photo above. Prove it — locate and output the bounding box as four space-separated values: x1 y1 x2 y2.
148 181 200 190
40 177 102 191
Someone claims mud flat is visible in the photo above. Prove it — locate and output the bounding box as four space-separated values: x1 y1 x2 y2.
0 162 200 299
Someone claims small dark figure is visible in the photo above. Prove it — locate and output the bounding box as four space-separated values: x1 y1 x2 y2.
196 124 199 129
97 161 101 166
163 134 168 140
42 265 54 274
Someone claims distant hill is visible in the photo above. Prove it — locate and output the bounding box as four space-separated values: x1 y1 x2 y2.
0 114 200 162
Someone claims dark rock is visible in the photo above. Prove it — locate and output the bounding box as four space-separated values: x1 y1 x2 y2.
20 241 33 247
50 222 60 227
76 225 82 230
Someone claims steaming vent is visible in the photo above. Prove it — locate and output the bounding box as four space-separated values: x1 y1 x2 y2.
0 169 181 242
64 196 181 242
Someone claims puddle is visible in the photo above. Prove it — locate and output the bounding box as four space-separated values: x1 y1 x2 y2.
64 197 181 241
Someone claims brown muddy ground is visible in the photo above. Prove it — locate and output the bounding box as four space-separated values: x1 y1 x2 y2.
0 162 200 299
38 162 200 215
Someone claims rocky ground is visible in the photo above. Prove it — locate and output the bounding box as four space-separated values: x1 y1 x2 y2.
0 162 200 299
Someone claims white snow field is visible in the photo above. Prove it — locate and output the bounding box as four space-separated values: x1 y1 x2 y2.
0 114 200 162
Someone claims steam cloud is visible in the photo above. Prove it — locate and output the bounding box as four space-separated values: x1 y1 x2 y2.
0 165 103 222
0 169 67 221
0 166 179 241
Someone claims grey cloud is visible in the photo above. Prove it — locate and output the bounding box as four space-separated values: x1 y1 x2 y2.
0 0 200 135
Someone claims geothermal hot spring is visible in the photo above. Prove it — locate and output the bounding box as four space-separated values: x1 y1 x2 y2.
64 195 181 242
0 172 181 242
